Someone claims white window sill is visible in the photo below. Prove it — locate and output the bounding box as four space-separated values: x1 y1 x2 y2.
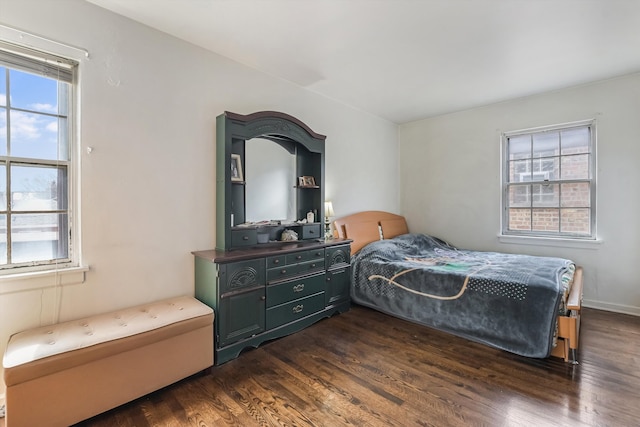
497 234 602 250
0 266 89 295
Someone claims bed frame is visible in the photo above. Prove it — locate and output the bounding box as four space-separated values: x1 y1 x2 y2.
334 210 583 363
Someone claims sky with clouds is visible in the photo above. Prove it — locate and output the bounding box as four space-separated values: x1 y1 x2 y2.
0 66 68 206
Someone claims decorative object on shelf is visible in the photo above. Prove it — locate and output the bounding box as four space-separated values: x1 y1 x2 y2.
298 175 316 187
324 201 335 239
281 229 298 241
257 232 269 244
230 154 243 182
306 210 315 223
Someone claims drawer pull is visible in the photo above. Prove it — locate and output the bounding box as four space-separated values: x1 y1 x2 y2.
242 236 249 241
280 269 287 275
292 304 304 314
293 284 305 292
273 259 280 265
309 229 315 234
296 255 302 260
310 263 316 268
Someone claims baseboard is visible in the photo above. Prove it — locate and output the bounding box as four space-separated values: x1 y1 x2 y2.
583 299 640 316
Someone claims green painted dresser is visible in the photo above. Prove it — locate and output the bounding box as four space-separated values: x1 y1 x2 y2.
193 240 351 365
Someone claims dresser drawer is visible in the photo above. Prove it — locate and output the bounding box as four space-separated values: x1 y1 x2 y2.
267 272 325 308
285 248 324 264
297 258 325 275
306 248 325 261
286 251 309 264
301 223 322 240
266 255 286 268
266 292 325 329
267 263 301 282
231 229 257 247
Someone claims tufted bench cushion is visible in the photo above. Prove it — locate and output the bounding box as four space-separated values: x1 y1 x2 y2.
4 295 213 385
2 295 214 427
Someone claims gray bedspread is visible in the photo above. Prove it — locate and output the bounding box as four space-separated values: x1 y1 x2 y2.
351 233 575 358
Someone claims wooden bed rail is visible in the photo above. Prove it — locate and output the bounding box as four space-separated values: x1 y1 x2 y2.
552 266 583 363
567 266 583 311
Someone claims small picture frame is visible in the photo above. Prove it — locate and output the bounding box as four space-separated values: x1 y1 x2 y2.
230 154 243 182
299 175 316 187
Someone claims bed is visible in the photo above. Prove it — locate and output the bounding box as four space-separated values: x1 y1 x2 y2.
334 211 583 362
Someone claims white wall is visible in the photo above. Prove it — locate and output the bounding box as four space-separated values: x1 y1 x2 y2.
0 0 399 396
399 73 640 316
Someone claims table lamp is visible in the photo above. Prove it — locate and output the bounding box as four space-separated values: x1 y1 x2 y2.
324 201 335 239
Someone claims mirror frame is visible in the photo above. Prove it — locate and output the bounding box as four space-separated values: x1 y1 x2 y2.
216 111 326 250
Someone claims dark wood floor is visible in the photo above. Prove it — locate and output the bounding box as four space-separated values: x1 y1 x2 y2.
55 306 640 426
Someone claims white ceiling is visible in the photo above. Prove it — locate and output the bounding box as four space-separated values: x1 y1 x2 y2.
87 0 640 124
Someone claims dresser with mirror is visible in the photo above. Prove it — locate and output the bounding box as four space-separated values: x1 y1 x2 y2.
193 111 351 365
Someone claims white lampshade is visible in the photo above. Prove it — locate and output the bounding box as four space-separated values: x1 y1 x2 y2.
324 201 335 218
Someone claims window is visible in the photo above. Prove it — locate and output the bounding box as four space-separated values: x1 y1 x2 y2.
0 41 77 272
502 120 595 239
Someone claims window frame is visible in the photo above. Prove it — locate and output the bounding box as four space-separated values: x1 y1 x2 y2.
0 41 79 274
501 119 597 240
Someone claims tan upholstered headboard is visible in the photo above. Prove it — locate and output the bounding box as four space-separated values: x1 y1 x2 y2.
333 211 409 254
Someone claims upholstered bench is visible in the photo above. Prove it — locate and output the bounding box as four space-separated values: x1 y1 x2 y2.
2 296 214 427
